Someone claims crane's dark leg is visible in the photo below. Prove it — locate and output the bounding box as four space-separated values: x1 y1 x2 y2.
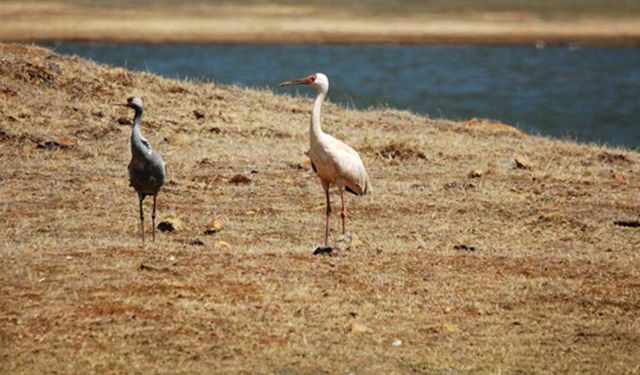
324 185 331 247
152 193 157 242
313 180 333 255
138 193 145 244
340 188 346 234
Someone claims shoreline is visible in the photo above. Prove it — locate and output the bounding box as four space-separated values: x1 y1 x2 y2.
16 35 640 47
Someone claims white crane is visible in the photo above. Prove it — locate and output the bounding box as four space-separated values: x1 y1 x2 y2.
118 97 166 243
280 73 371 251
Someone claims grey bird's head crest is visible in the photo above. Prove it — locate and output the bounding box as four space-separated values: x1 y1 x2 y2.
126 96 144 111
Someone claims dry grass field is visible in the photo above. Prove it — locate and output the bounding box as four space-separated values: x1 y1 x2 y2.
1 1 640 45
1 43 639 373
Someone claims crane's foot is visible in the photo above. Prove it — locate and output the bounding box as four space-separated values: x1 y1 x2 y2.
334 232 353 251
313 246 333 256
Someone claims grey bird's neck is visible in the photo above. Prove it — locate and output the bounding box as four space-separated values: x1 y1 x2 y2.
131 108 150 159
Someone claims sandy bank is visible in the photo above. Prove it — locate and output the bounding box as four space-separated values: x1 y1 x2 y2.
1 3 640 45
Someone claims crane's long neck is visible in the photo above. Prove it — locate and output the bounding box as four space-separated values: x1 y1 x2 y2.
131 108 147 158
310 91 326 141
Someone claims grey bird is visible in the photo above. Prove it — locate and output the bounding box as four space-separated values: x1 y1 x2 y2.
118 97 166 243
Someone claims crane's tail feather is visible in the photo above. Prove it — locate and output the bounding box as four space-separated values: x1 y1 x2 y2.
345 185 360 196
345 180 371 196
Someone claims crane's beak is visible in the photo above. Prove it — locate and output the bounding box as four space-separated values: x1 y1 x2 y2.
114 103 129 107
279 76 313 87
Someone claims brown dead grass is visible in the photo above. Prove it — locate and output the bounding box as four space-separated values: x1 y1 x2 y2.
1 2 640 45
1 43 640 374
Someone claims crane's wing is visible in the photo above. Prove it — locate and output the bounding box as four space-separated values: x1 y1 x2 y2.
324 135 371 196
140 137 153 154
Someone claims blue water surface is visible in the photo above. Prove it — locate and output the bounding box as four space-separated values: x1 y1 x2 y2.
42 43 640 148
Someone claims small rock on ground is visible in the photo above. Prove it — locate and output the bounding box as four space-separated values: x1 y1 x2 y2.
453 244 476 252
229 174 251 184
188 238 205 246
351 323 372 334
204 219 224 235
157 217 184 232
313 247 333 256
193 109 205 119
514 157 532 170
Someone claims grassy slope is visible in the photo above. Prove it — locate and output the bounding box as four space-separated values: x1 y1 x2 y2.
0 43 639 373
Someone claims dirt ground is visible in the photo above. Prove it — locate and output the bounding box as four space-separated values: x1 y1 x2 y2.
1 1 640 45
0 43 639 373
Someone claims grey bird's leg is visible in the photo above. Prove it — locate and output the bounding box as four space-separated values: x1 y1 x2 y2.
152 193 157 242
138 193 145 244
340 188 346 234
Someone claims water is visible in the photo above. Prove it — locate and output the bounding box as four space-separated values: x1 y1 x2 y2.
42 43 640 148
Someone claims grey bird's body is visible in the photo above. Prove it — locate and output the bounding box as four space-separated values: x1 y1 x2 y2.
121 97 166 243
